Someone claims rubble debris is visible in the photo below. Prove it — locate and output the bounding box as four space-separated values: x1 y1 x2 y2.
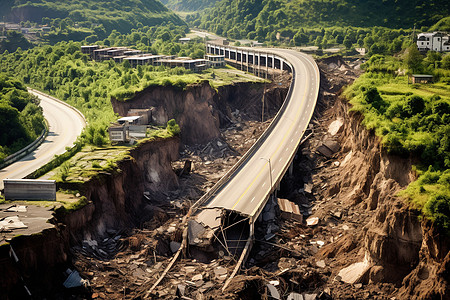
304 183 313 194
170 241 181 253
306 216 319 226
316 260 326 268
287 292 303 300
337 254 371 284
188 208 223 247
0 216 28 230
214 266 227 281
63 269 89 288
323 140 340 153
277 198 303 222
266 283 281 299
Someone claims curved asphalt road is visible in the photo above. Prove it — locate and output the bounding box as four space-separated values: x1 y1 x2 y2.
0 90 86 189
203 48 320 218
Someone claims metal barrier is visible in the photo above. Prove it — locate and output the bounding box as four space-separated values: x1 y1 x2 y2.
3 179 56 200
0 121 48 170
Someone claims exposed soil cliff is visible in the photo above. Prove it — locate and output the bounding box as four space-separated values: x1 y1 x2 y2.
288 57 449 299
111 79 288 145
62 137 180 241
0 137 180 298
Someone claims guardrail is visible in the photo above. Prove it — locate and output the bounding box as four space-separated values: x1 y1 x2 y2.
190 45 296 215
0 89 87 172
0 120 48 170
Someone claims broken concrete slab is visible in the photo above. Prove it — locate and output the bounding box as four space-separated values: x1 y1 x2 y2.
63 269 89 288
317 145 334 158
266 283 281 299
170 241 181 253
323 140 340 153
277 198 303 222
5 205 27 212
0 216 28 230
337 254 371 284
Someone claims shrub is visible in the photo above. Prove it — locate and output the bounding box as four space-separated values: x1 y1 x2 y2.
425 194 450 234
166 119 180 136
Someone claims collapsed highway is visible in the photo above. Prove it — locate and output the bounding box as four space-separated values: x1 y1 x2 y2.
180 44 320 290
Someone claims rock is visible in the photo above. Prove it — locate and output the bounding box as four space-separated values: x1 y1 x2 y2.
263 211 276 222
167 226 176 234
354 283 363 289
342 225 350 231
316 260 326 268
214 266 227 280
170 241 181 253
266 283 281 299
192 274 203 282
338 256 371 284
306 216 319 226
304 183 313 194
177 284 186 297
304 294 317 300
287 292 304 300
183 266 196 274
328 118 344 136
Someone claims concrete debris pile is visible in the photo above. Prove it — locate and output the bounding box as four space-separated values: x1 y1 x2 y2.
73 231 125 260
182 137 238 162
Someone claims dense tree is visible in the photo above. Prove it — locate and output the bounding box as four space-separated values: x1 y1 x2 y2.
405 45 424 74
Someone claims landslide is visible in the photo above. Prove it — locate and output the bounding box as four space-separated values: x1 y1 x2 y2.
276 56 449 299
111 78 288 145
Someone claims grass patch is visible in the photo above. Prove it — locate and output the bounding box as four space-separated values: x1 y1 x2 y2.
112 67 265 101
48 145 131 183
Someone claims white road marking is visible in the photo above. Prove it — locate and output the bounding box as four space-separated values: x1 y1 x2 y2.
262 182 266 187
251 197 255 203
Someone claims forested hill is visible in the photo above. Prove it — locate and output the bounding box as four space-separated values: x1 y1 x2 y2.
195 0 450 40
160 0 219 12
1 0 186 34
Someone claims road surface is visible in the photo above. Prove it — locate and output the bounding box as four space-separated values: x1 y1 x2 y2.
202 48 320 218
0 90 86 189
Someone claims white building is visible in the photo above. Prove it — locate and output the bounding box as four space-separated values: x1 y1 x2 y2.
417 32 450 52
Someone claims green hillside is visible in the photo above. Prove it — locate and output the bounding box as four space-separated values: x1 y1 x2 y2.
1 0 186 36
0 74 45 161
195 0 449 40
161 0 219 12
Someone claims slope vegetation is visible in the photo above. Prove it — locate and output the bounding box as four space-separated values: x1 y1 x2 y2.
1 0 185 34
196 0 449 40
161 0 219 12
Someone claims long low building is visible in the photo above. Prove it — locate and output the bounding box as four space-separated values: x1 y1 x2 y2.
123 54 165 67
156 58 209 72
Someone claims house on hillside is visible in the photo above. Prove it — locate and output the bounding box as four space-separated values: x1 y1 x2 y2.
417 32 450 52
